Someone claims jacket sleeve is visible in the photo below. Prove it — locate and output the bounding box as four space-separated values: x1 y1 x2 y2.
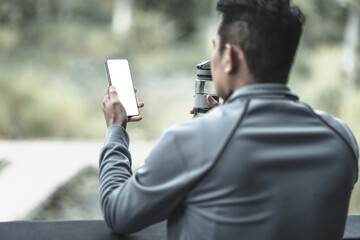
99 125 193 234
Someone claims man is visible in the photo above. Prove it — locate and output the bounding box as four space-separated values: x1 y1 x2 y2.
100 0 359 239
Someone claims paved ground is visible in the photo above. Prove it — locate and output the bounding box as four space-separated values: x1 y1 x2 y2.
0 140 154 221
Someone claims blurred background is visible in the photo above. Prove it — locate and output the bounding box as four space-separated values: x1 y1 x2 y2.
0 0 359 221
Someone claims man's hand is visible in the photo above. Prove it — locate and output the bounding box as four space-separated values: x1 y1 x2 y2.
190 94 220 114
102 86 144 129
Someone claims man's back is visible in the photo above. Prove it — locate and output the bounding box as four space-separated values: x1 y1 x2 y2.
100 84 358 240
167 84 357 239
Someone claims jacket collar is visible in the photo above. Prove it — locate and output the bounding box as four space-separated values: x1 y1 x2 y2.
226 83 299 103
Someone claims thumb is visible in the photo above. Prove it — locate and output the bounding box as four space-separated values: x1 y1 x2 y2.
207 95 220 108
109 86 119 100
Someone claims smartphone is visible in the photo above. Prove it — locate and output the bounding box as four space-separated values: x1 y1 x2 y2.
105 59 139 116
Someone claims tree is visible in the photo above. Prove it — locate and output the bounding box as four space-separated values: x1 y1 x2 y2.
112 0 132 33
339 0 359 82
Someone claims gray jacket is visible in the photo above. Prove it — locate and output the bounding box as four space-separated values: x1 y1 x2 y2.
99 83 358 240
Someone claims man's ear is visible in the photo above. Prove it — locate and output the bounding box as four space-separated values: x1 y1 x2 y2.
223 43 240 74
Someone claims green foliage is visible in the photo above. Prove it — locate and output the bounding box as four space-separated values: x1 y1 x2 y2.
0 1 22 25
0 65 103 139
25 166 102 220
133 0 211 39
0 0 210 139
293 0 348 47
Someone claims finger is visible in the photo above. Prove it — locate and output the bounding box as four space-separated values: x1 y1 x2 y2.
137 102 144 108
190 108 194 114
207 95 220 108
134 88 137 93
109 86 119 100
103 94 109 105
104 87 110 99
128 116 143 122
103 90 110 108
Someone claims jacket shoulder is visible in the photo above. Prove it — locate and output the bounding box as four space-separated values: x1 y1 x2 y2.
314 110 359 160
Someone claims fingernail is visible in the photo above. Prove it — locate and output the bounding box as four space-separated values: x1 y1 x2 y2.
110 86 116 91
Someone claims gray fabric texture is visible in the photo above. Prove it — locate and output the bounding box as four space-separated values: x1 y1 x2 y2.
99 83 358 240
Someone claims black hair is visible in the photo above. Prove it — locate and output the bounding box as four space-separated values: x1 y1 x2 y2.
216 0 305 83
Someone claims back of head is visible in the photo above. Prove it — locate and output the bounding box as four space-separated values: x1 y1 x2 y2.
216 0 305 84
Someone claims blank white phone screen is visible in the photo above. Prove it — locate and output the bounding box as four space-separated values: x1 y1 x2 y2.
105 59 139 116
